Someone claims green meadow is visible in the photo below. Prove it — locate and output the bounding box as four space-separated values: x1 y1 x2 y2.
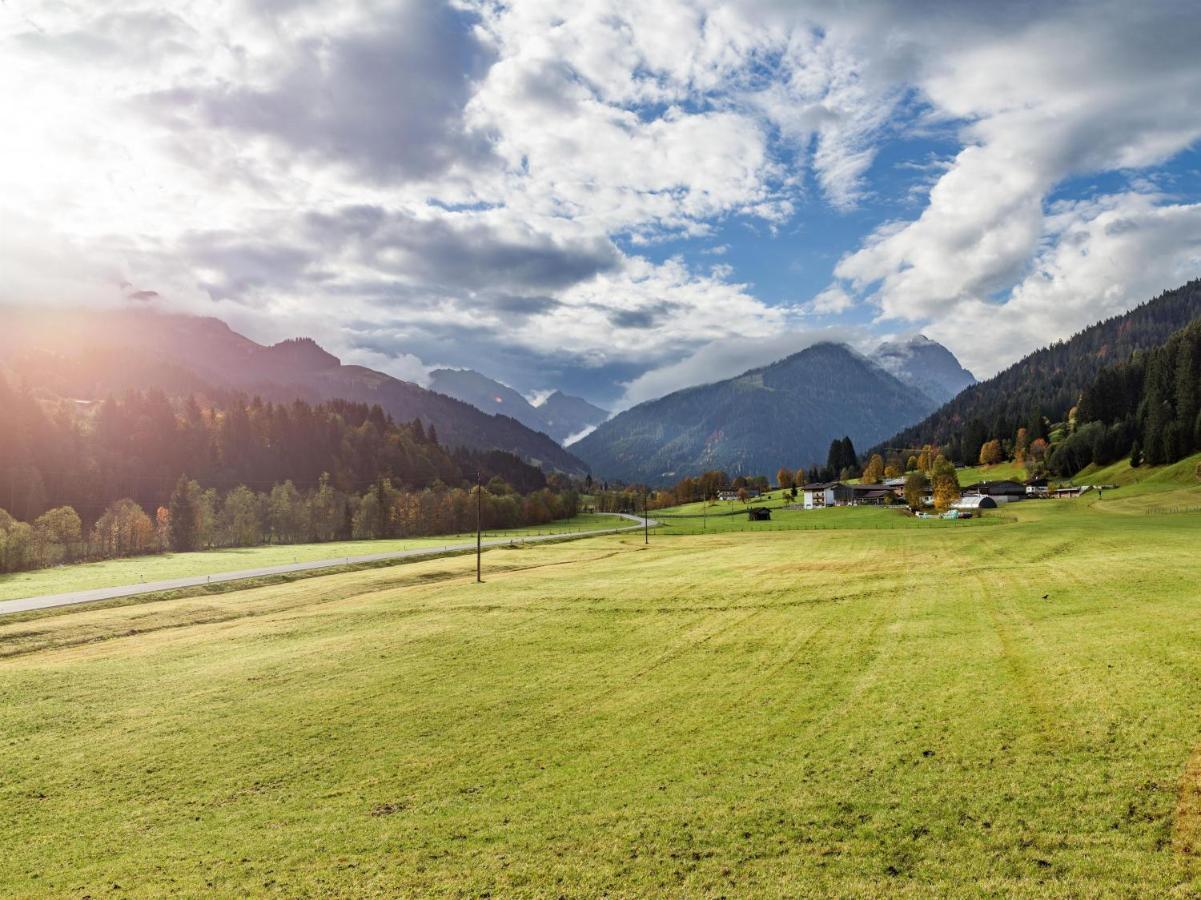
953 460 1032 485
0 514 629 602
653 503 1002 535
3 466 1201 895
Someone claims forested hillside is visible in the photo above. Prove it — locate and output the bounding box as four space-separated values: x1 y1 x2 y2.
0 379 581 573
880 280 1201 463
0 381 556 521
1049 318 1201 475
0 307 589 476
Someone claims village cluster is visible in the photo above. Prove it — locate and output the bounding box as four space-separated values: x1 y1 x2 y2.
796 477 1092 517
716 476 1095 522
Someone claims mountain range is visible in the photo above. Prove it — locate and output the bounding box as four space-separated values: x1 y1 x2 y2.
572 339 971 483
428 368 608 445
0 307 590 477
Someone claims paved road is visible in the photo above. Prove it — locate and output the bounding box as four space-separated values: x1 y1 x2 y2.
0 514 656 617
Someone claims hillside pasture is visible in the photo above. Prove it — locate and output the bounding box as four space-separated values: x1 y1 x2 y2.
953 460 1030 486
4 487 1201 895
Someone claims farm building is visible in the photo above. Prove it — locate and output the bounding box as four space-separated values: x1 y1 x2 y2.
952 495 997 511
747 507 772 521
717 489 760 501
1025 478 1049 497
962 480 1026 503
801 482 893 509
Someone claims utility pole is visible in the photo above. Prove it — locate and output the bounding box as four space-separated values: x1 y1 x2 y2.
644 487 649 545
476 471 482 583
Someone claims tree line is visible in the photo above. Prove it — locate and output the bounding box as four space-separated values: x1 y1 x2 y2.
0 380 581 574
0 476 579 574
0 378 556 521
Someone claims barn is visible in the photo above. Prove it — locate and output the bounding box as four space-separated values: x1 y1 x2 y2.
962 480 1026 503
952 494 997 511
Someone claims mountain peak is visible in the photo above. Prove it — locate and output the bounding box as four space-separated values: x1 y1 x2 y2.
0 307 589 477
265 337 341 371
872 335 975 405
429 369 607 444
572 340 938 483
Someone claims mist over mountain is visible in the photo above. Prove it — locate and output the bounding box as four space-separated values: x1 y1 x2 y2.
0 307 589 477
571 342 942 484
540 392 609 445
874 335 976 405
429 368 608 444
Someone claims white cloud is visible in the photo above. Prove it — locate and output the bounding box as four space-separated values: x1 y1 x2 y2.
805 285 854 316
926 190 1201 377
339 346 431 387
823 0 1201 356
563 424 599 446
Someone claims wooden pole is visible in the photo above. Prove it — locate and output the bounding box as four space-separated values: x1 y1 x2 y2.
476 471 482 583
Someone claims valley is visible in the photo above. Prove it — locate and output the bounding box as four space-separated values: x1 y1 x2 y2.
6 4 1200 896
3 467 1201 895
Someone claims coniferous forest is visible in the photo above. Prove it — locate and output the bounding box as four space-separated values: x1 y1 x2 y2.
881 280 1201 464
0 379 580 573
1049 318 1201 474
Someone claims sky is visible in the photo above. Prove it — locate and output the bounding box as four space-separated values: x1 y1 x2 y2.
2 0 1201 410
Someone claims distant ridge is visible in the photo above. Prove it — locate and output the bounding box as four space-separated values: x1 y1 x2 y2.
0 307 589 477
572 342 942 483
429 368 607 444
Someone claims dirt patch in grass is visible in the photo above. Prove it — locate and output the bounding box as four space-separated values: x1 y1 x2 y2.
1174 742 1201 864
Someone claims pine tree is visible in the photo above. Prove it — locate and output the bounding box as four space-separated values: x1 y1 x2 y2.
826 439 843 474
840 436 857 470
168 475 198 552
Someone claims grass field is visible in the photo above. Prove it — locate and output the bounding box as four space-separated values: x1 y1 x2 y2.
652 489 792 517
954 460 1031 485
4 474 1201 895
653 504 1003 535
0 514 630 602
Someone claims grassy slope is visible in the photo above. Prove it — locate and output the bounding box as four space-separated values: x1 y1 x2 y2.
0 514 629 602
4 493 1201 894
1079 451 1201 488
1079 453 1201 517
954 460 1030 486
